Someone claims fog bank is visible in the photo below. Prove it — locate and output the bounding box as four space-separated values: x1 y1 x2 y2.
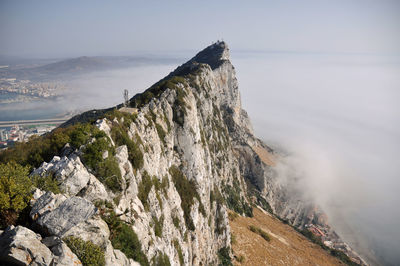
233 51 400 265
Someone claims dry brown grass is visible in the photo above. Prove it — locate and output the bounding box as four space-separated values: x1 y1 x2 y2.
230 207 345 266
252 146 276 166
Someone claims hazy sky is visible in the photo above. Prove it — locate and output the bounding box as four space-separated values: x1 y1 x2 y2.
1 0 400 57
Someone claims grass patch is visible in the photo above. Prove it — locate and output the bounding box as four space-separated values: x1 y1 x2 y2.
228 212 239 221
236 255 245 263
249 225 271 242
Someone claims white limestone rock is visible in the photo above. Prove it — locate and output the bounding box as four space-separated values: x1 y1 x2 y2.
63 216 110 249
30 191 67 221
0 225 53 266
36 196 96 236
42 236 81 266
32 154 91 197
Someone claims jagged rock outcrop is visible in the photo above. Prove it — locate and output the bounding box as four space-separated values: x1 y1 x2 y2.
0 41 344 265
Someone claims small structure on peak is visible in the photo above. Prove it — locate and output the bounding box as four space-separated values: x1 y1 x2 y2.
123 89 129 107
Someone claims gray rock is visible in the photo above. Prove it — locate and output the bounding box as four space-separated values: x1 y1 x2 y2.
30 191 67 221
32 154 91 197
63 216 110 249
42 236 81 266
0 225 53 266
79 174 109 202
37 196 96 236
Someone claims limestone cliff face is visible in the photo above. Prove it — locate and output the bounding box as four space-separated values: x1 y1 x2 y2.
0 42 325 265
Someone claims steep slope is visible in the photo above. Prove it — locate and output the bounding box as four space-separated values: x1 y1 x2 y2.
0 41 361 265
230 207 344 265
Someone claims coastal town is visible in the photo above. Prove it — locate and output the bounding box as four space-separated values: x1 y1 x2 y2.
0 124 56 149
0 77 65 103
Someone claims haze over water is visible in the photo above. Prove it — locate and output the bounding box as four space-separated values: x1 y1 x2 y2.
233 51 400 265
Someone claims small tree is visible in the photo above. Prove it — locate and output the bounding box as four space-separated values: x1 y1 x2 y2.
0 162 32 227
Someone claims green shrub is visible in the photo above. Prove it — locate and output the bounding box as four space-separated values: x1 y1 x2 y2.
0 162 32 227
82 136 122 192
152 252 171 266
249 225 270 242
110 124 143 170
169 165 204 231
215 208 226 235
96 158 122 192
173 239 184 265
130 75 187 109
161 175 169 196
223 179 253 217
105 110 137 129
137 171 152 211
153 215 164 237
218 247 232 266
172 215 180 229
330 249 360 266
101 209 149 266
31 173 61 194
155 123 166 144
63 236 105 266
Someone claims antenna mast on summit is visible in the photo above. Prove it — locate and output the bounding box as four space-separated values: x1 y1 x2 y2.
123 89 129 107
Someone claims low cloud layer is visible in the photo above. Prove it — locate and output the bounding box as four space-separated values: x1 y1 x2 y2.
233 51 400 265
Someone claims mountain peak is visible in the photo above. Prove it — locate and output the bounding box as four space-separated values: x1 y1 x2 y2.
189 41 230 69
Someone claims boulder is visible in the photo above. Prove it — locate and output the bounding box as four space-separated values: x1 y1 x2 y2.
79 174 109 202
42 236 81 266
30 191 67 221
37 196 96 236
63 216 110 249
0 225 53 265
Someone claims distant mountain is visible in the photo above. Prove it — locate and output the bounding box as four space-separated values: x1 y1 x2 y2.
0 55 181 81
35 56 110 73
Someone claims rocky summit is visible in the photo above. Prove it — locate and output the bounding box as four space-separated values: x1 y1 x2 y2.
0 42 363 265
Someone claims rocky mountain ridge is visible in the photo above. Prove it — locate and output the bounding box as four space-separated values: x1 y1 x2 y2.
0 41 363 265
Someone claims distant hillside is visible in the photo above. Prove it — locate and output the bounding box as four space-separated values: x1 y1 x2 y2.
0 55 181 81
35 56 110 73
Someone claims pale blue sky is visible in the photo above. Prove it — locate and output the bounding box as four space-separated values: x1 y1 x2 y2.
1 0 399 57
